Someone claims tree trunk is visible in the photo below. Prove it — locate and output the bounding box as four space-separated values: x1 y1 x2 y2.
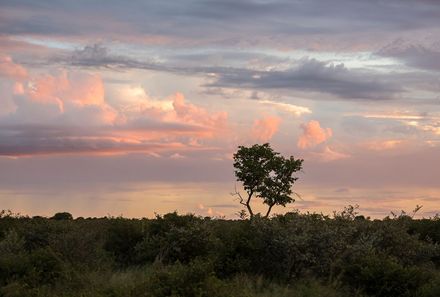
264 203 275 218
246 191 254 218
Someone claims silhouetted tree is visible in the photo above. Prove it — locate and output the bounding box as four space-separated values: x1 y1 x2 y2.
51 212 73 220
233 143 303 218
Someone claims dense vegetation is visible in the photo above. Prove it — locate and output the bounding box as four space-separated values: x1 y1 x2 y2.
1 208 440 297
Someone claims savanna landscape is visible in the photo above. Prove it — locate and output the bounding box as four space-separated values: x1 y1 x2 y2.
1 1 440 296
2 144 440 296
2 206 440 296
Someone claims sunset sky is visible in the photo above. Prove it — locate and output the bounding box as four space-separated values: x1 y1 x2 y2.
1 0 440 218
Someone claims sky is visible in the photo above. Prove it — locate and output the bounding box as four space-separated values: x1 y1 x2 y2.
1 0 440 218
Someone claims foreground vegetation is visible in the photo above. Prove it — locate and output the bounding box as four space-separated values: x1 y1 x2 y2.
1 208 440 297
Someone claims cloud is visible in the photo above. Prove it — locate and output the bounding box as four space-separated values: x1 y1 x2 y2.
258 100 311 116
0 126 186 156
298 120 332 149
69 44 161 70
378 39 440 71
58 45 405 101
252 116 281 142
0 93 228 156
209 59 402 100
0 109 224 157
0 54 28 80
71 44 110 66
359 111 427 121
29 71 105 109
300 144 350 162
362 140 403 151
351 111 440 139
409 121 440 136
7 70 117 125
4 1 440 218
3 0 440 49
172 93 228 130
0 58 229 156
317 145 350 161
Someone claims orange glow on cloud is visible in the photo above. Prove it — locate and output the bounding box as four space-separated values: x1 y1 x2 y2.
11 69 119 125
0 54 28 80
252 116 281 142
172 93 228 131
298 120 332 149
28 71 107 110
120 90 229 135
0 57 229 157
13 82 25 95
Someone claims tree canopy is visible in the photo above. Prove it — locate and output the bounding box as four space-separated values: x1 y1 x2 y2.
233 143 303 218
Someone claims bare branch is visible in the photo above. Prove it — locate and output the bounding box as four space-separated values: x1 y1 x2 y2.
292 191 304 201
230 183 246 206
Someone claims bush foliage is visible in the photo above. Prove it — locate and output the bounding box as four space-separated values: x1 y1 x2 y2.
0 209 440 296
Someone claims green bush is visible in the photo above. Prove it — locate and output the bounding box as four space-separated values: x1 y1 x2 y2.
1 210 440 296
104 219 145 266
132 260 228 297
135 213 211 264
341 252 431 297
416 274 440 297
25 247 66 286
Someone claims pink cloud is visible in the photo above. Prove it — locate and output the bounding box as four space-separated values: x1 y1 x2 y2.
27 71 106 110
0 56 230 157
0 54 28 80
130 92 229 139
252 116 281 142
13 82 25 95
298 120 332 149
172 93 228 131
12 70 118 125
2 77 229 156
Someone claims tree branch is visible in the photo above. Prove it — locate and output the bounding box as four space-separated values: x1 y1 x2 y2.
231 184 254 218
231 184 245 205
264 203 275 218
246 190 254 218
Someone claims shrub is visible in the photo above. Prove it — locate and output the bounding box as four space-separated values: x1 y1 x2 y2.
135 213 211 264
132 260 228 297
51 212 73 220
341 252 431 297
104 219 145 266
25 247 67 286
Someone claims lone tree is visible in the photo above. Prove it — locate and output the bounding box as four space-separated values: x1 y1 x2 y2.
233 143 303 219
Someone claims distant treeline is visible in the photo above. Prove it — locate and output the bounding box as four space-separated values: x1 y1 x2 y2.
1 208 440 297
